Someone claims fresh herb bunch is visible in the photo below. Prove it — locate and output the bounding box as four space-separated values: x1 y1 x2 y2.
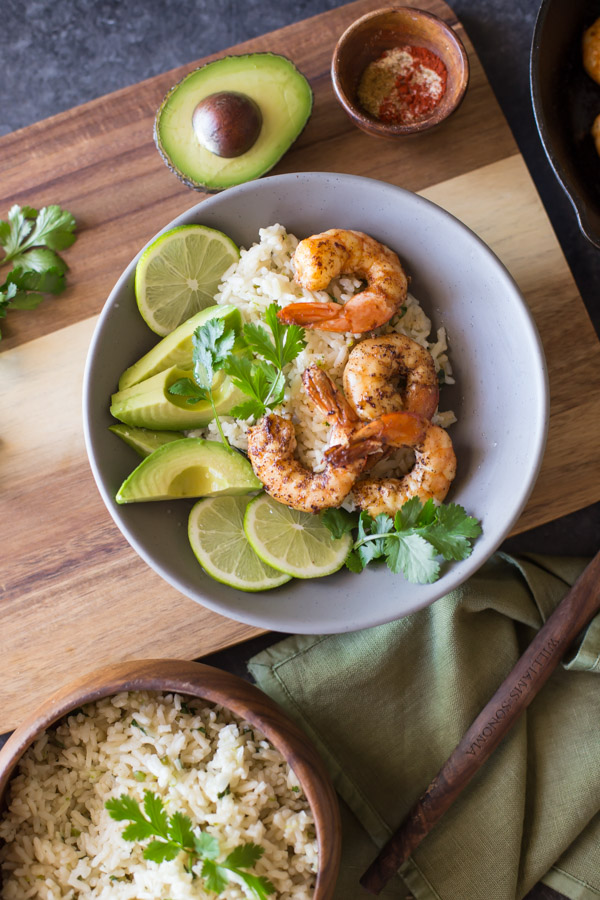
0 204 77 339
106 791 275 899
168 304 305 443
321 497 482 583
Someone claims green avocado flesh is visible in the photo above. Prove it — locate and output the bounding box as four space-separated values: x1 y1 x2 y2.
110 365 246 430
116 438 262 503
109 424 184 458
118 305 241 391
155 53 313 191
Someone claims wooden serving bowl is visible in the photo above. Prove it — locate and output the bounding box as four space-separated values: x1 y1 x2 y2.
332 5 470 137
0 658 341 899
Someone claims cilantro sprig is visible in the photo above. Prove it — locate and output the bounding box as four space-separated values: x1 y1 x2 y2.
0 204 77 339
225 355 285 421
106 791 275 899
226 303 306 420
168 317 236 446
321 497 482 583
168 305 305 437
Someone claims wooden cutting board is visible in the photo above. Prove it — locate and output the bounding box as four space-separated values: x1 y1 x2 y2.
2 0 600 734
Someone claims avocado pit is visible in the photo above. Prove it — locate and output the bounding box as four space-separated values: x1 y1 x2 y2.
154 52 313 191
192 91 262 158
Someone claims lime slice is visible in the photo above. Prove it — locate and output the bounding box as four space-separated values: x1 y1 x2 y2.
188 496 291 592
135 225 239 336
243 494 352 579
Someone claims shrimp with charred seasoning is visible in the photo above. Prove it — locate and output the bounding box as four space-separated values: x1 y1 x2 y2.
343 333 439 421
277 229 408 333
246 367 378 513
247 415 376 514
326 412 456 518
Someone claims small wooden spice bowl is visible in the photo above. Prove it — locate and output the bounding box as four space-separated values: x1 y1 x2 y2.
332 6 470 137
0 659 341 899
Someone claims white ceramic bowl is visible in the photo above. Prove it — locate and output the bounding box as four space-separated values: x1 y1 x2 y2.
83 172 548 634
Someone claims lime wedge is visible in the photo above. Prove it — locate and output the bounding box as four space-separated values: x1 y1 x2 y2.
135 225 239 336
243 494 352 579
188 496 291 592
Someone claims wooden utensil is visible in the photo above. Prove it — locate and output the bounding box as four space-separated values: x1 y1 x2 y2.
360 550 600 895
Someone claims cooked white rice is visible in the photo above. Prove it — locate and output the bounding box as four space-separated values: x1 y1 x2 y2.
187 224 455 486
0 692 317 899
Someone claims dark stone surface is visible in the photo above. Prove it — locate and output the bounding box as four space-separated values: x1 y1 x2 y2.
1 2 598 896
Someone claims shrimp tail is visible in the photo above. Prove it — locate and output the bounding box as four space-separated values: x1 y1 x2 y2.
325 438 386 466
302 365 358 431
277 301 344 329
326 411 427 466
352 411 427 447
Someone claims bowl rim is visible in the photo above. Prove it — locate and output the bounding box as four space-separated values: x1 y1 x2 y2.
83 171 549 634
0 658 341 900
331 5 470 136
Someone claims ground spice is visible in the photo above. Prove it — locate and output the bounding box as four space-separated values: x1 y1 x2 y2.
357 45 448 126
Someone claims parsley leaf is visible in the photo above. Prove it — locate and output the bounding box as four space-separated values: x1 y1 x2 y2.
144 839 181 863
0 204 76 339
385 532 440 582
345 548 364 573
426 503 483 561
168 318 236 446
356 511 394 568
319 507 359 539
106 791 274 896
239 872 277 900
193 831 220 860
227 355 285 419
193 317 236 392
223 304 305 422
201 860 230 894
167 377 208 405
143 791 169 837
320 498 482 584
262 303 306 367
224 842 264 869
105 795 157 842
242 303 306 370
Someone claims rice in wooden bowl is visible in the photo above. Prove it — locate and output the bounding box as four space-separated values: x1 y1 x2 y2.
0 659 340 899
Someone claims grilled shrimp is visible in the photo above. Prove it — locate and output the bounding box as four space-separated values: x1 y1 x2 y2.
277 229 408 333
247 414 377 513
344 333 439 421
301 364 360 446
302 364 391 470
326 413 456 517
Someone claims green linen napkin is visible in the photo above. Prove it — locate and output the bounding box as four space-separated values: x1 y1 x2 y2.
248 553 600 900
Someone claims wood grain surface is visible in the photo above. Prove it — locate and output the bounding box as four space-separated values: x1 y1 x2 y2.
1 0 600 734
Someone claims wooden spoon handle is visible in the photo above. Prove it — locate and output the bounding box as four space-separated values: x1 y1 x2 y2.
360 550 600 895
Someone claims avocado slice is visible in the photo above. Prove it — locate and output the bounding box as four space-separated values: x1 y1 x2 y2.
110 365 246 430
109 424 184 457
118 304 242 391
154 53 313 192
116 438 262 503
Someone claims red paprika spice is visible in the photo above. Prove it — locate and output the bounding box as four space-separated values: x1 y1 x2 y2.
358 45 448 126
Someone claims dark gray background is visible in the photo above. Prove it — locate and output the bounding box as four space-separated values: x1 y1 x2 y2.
1 2 599 897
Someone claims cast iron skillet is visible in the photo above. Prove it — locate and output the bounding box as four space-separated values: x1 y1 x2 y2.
531 0 600 248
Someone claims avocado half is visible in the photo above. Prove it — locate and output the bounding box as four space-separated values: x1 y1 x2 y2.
154 53 313 192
